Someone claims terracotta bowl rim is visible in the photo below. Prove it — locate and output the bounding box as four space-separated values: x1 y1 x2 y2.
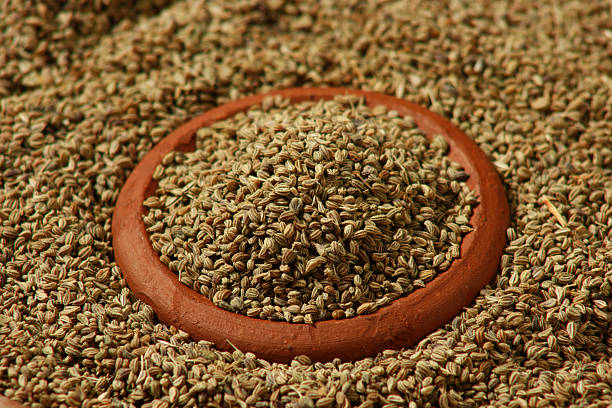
112 87 509 363
0 396 29 408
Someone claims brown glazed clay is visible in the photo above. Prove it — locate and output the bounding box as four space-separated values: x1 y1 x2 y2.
112 88 509 363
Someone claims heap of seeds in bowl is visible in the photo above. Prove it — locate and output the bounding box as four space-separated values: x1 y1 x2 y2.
143 95 477 323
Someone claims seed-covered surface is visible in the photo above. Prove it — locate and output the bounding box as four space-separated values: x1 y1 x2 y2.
144 95 475 322
1 0 611 407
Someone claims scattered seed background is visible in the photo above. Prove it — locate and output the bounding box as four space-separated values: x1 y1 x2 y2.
0 1 610 408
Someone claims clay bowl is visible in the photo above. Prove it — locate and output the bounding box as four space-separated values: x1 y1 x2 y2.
112 87 509 363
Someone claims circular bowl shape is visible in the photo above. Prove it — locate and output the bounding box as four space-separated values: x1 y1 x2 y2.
112 87 509 363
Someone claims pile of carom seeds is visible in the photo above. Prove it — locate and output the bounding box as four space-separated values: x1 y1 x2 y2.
143 95 476 323
0 0 610 407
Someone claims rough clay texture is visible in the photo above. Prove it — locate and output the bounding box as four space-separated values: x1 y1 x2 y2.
1 1 611 407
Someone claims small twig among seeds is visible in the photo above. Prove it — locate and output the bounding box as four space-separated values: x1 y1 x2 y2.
542 197 568 227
